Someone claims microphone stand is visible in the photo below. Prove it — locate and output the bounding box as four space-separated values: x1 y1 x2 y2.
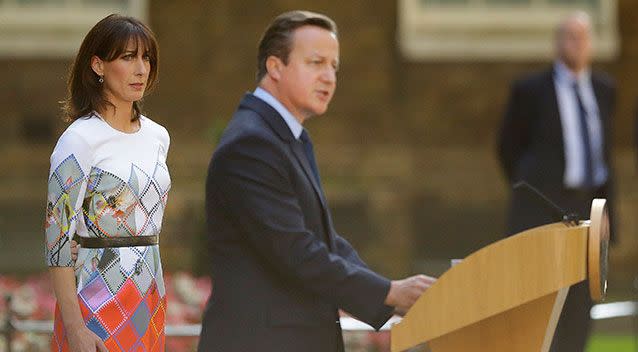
513 181 580 226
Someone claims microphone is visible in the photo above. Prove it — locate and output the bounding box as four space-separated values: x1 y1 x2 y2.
513 181 580 226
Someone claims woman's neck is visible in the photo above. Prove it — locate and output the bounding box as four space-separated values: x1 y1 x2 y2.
98 102 140 133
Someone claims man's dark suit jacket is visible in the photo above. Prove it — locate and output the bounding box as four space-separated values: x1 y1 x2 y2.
197 94 393 352
497 67 616 238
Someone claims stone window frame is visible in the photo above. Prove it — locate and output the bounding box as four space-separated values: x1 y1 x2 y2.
398 0 619 61
0 0 148 58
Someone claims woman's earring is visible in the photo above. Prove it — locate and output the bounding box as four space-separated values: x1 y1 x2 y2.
98 76 104 83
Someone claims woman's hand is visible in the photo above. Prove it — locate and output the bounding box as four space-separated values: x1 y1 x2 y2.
70 240 80 262
67 325 108 352
49 267 107 352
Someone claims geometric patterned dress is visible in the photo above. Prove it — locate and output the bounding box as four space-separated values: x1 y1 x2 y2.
45 112 171 352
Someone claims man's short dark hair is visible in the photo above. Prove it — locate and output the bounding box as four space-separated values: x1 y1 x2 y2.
256 10 337 83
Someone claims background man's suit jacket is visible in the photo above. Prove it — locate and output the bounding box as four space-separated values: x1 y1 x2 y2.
198 94 393 352
497 68 616 238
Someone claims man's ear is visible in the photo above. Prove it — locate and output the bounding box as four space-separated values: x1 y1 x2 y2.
265 56 283 81
90 55 104 76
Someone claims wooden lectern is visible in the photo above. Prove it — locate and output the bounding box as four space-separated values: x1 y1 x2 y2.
391 199 610 352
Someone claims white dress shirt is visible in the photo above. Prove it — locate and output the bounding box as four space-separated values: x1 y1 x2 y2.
253 87 303 140
553 61 608 188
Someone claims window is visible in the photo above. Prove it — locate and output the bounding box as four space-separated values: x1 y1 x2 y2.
0 0 148 57
398 0 619 60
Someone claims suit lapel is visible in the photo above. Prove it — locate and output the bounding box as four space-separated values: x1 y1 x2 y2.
548 69 562 129
289 137 336 250
290 142 327 205
240 93 335 249
591 77 611 159
592 78 609 125
547 69 566 161
239 93 294 142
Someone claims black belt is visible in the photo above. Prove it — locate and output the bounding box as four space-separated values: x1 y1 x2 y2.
72 234 158 248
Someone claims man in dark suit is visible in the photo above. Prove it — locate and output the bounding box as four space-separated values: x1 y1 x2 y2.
198 11 435 352
497 12 615 352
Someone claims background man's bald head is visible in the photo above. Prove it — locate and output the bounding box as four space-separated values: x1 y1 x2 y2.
556 11 593 74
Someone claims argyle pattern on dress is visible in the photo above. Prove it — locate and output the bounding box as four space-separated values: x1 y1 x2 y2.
46 155 170 352
45 155 86 267
51 281 166 352
83 161 170 239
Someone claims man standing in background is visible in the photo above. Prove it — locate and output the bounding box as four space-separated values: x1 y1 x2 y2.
497 11 616 351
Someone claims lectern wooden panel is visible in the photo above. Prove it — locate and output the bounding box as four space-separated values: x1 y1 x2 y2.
391 200 608 352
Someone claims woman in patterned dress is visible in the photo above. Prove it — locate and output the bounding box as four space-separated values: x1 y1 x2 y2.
45 14 170 352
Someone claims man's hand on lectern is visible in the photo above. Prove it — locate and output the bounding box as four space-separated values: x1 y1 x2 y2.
384 274 436 316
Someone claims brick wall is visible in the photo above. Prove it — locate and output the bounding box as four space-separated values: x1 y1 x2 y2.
2 1 637 286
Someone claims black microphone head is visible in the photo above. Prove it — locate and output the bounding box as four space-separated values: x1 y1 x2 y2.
562 212 581 225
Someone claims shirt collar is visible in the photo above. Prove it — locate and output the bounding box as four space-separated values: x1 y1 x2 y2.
554 60 591 86
253 87 303 139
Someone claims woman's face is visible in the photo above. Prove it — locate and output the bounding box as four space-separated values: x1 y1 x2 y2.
92 39 151 108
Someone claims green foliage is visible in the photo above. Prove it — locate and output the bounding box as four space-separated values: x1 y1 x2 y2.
206 117 228 144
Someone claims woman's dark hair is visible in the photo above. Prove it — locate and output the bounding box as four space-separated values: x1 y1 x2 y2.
62 14 159 122
256 11 337 83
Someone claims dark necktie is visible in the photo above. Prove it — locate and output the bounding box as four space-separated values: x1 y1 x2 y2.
299 130 321 185
572 81 594 188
